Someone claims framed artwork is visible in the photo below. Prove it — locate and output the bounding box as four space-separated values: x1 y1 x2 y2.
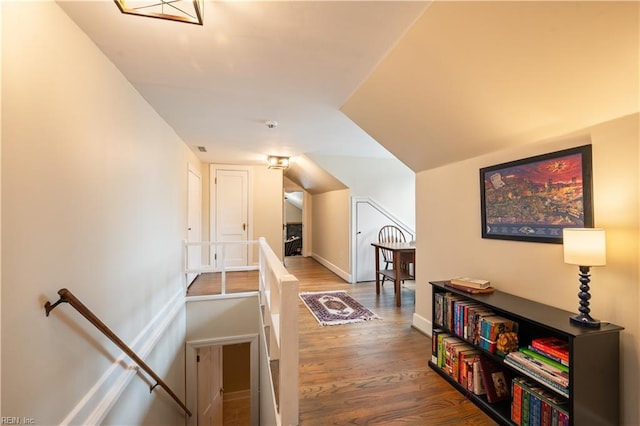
480 145 593 243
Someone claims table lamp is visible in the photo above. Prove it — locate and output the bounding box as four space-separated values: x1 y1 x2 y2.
563 228 606 328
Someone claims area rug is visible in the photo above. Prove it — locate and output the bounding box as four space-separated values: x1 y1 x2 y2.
299 291 381 326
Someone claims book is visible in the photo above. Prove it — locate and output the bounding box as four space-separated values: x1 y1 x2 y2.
449 277 491 289
531 337 569 364
478 356 511 403
472 359 486 395
431 328 448 364
445 281 495 294
479 315 517 353
511 378 523 425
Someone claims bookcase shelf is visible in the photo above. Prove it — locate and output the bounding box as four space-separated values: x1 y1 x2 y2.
429 280 623 426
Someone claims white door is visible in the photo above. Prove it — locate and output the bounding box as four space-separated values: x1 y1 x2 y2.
187 167 202 286
212 167 250 269
355 201 397 282
197 346 223 426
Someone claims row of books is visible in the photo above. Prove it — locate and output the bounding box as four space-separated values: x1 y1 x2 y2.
511 377 569 426
505 348 569 398
434 292 518 354
432 329 513 404
432 330 485 396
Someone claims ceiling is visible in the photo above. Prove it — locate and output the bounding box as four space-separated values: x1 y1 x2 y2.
343 1 639 172
58 1 638 178
58 0 429 167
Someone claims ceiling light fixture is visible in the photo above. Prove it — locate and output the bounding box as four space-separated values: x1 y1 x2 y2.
267 156 289 170
114 0 204 26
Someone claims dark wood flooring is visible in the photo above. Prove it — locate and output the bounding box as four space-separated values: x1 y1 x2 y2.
187 256 496 425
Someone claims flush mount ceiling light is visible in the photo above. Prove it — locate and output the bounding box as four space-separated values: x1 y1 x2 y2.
114 0 204 25
267 156 289 170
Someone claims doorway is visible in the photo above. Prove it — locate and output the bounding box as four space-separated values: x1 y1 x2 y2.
186 335 259 426
284 191 303 257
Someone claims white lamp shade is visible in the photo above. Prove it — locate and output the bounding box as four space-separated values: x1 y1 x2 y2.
563 228 606 266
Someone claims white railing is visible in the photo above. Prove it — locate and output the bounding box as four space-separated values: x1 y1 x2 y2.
183 238 299 425
183 240 259 293
257 237 299 426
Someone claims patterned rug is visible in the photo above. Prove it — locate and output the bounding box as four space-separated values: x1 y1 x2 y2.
299 291 381 326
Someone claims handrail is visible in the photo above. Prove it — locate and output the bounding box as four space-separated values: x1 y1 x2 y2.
45 288 191 417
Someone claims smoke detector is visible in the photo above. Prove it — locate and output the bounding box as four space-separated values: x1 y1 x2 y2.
265 120 278 129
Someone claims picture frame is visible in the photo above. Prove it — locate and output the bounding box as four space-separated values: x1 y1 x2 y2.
480 144 593 244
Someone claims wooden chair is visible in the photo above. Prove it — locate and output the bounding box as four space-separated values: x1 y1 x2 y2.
378 225 406 286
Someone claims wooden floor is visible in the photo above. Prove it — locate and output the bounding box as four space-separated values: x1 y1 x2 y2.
188 256 497 425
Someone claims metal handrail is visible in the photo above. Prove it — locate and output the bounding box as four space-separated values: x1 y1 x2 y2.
45 288 191 417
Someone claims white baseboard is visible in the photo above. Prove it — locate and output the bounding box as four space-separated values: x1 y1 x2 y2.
60 289 184 425
310 252 351 283
412 312 432 337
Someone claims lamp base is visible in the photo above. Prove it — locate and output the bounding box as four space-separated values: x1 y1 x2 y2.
570 313 601 328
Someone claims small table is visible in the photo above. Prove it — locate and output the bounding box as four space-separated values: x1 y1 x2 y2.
371 242 416 307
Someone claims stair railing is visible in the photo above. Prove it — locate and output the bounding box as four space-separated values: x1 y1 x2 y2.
45 288 191 417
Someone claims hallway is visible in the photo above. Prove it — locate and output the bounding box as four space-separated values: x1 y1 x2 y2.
188 256 496 425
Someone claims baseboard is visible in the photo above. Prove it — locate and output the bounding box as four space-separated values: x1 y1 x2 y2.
412 312 432 337
60 289 184 425
310 253 351 283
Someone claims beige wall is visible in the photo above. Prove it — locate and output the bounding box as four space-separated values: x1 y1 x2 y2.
311 189 351 278
2 2 200 423
252 166 284 259
414 113 639 425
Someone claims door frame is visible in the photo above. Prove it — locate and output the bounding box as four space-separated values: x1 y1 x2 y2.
210 164 254 269
186 334 259 426
350 196 415 283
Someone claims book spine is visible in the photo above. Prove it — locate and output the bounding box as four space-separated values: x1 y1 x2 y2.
530 395 541 426
434 293 444 327
472 359 485 395
522 388 530 426
512 379 523 425
541 401 552 426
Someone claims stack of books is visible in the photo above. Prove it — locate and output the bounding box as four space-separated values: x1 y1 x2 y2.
528 336 569 367
504 347 570 397
446 277 494 294
511 377 569 425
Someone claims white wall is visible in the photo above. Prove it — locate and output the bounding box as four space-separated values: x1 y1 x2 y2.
413 113 639 425
185 296 259 341
2 2 200 423
310 154 415 229
311 189 351 279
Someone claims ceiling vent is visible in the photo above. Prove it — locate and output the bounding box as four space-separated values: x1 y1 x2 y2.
197 146 207 152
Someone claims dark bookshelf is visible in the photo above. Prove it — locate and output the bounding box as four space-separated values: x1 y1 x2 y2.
429 280 623 426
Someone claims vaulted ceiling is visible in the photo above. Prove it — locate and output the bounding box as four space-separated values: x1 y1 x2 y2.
58 1 638 181
343 1 639 172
